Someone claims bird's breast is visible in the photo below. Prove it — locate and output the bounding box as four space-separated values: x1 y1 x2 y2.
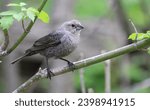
54 34 79 57
40 33 80 58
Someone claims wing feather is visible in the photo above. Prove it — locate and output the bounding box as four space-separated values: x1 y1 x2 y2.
33 32 64 50
25 32 64 54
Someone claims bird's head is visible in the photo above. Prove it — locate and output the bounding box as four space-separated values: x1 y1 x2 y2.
59 20 84 35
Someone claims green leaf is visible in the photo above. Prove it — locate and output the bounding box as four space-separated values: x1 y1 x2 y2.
128 33 138 40
7 3 20 7
146 31 150 37
38 11 49 23
0 11 17 16
20 2 27 6
27 10 35 21
13 12 24 21
27 7 39 15
137 33 149 40
0 16 14 30
128 33 150 41
7 2 26 7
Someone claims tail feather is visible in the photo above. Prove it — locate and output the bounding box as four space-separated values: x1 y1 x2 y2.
11 54 27 64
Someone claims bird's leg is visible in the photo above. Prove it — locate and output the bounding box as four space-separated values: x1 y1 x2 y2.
59 58 76 71
45 57 55 80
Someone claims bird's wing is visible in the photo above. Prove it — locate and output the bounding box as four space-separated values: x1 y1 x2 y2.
32 32 64 50
25 32 64 55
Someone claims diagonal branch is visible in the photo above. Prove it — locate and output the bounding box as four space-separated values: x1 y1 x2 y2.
0 0 48 57
12 38 150 93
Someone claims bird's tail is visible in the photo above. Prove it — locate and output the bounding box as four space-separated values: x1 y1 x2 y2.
11 54 27 64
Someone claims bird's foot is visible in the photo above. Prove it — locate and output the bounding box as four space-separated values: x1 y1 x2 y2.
59 58 76 71
67 61 76 71
47 69 55 80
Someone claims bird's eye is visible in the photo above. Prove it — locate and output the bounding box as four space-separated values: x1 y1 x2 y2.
71 24 75 27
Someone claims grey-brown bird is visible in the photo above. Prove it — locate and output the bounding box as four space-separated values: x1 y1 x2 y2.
11 20 84 79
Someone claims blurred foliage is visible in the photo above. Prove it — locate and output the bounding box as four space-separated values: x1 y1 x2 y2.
74 63 105 93
129 54 150 82
75 0 108 19
121 0 150 27
127 64 147 82
136 88 150 93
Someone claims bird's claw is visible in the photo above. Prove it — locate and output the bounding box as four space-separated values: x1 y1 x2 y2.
67 61 76 71
47 70 55 80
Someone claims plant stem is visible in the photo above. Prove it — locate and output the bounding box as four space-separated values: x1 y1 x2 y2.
0 29 9 52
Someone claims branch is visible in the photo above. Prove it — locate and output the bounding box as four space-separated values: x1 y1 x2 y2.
0 29 9 52
88 88 94 93
101 50 111 93
79 53 86 93
0 0 48 57
12 38 150 93
105 59 111 93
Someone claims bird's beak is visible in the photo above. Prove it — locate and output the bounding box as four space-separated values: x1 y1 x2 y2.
79 25 84 29
77 25 84 30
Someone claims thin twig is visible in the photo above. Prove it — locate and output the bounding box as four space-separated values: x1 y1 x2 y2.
79 69 86 93
88 88 94 93
101 50 111 93
21 20 27 33
129 19 138 41
0 29 9 52
105 59 111 93
79 53 86 93
12 38 150 93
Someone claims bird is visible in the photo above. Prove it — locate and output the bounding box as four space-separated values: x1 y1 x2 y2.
11 19 84 79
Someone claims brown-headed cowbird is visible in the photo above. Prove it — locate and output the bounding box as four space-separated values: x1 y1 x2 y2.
11 20 84 79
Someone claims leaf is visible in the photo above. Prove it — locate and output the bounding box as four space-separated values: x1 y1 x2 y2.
27 7 39 15
146 31 150 37
128 33 138 40
128 33 150 41
7 2 26 7
0 16 14 30
13 12 24 21
20 2 27 6
27 10 36 21
0 11 17 16
38 11 49 23
137 33 149 40
7 3 20 7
